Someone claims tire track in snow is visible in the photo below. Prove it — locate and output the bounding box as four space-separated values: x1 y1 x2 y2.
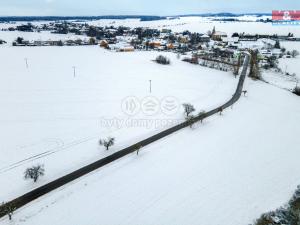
0 136 97 174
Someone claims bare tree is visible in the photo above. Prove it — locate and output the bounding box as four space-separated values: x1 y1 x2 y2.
219 107 224 115
198 110 206 123
24 164 45 183
182 103 196 117
0 202 16 220
242 90 248 97
135 144 143 155
99 137 115 150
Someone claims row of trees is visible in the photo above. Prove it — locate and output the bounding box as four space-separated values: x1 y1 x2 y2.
182 103 209 127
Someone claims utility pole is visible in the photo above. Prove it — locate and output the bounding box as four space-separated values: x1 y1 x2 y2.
149 80 152 93
24 58 28 69
73 66 76 78
285 65 288 75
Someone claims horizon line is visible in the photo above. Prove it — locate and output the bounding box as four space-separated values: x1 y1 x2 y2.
0 12 272 18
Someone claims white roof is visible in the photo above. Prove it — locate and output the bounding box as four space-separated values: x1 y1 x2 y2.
214 31 227 36
201 34 210 38
222 37 239 42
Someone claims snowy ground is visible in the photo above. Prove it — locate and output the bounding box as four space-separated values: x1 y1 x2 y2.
0 30 88 43
1 78 300 225
0 35 237 202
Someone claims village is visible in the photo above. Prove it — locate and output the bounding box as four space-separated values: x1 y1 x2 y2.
1 21 299 79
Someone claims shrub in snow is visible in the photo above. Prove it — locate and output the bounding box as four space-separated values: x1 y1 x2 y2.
24 164 45 183
155 55 170 65
182 103 195 117
16 37 24 44
274 40 281 49
89 37 96 45
254 185 300 225
289 185 300 216
266 56 278 69
291 50 299 58
255 208 296 225
99 137 115 150
0 202 16 220
293 86 300 96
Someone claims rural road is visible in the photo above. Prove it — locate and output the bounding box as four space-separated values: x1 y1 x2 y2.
0 53 250 218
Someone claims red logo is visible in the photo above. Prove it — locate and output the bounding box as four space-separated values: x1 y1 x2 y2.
272 10 300 21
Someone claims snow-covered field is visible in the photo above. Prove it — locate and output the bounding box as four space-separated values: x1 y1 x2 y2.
0 33 237 202
0 17 300 225
1 78 300 225
84 17 300 36
0 30 87 43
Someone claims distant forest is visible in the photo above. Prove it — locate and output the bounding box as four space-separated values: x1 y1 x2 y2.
0 13 271 22
0 16 167 22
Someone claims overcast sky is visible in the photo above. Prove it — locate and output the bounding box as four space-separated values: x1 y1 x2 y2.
1 0 300 16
